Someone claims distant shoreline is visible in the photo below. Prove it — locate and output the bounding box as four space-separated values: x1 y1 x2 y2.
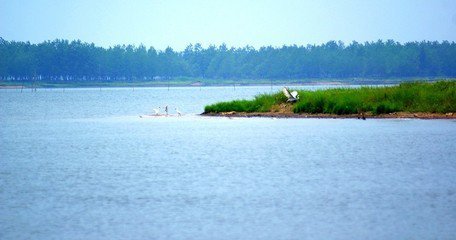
0 82 350 89
1 78 453 89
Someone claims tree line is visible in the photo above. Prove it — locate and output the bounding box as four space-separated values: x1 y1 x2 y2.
1 37 455 82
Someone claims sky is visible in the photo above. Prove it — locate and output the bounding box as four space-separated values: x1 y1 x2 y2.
1 0 455 50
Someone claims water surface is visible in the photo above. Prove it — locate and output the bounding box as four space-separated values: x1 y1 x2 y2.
1 86 455 240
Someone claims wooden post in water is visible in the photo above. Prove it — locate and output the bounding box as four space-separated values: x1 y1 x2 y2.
33 73 37 92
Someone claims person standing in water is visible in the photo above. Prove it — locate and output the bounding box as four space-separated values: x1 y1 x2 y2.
164 105 168 116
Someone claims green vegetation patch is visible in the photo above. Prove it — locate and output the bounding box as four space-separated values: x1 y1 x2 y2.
204 81 456 115
204 92 287 113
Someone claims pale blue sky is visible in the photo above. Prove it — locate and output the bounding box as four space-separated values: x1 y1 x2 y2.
1 0 455 50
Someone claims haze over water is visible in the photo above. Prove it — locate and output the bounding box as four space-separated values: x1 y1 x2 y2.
1 86 455 239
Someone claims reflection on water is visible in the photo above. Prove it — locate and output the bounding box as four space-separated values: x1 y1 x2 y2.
1 86 455 239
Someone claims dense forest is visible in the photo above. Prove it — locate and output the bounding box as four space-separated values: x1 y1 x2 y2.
1 37 456 82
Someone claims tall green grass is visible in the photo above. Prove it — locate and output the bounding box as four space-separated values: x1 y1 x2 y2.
204 92 287 113
204 81 456 115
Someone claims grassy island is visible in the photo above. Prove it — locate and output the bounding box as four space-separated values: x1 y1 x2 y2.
203 81 456 118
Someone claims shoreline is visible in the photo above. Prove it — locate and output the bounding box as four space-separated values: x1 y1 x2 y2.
2 78 453 89
0 82 365 89
201 112 456 119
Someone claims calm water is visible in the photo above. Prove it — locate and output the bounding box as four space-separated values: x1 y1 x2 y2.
1 86 455 240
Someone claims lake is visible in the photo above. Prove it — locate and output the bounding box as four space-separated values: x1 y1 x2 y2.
1 86 455 240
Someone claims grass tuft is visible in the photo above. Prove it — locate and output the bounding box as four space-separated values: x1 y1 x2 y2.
204 92 287 113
